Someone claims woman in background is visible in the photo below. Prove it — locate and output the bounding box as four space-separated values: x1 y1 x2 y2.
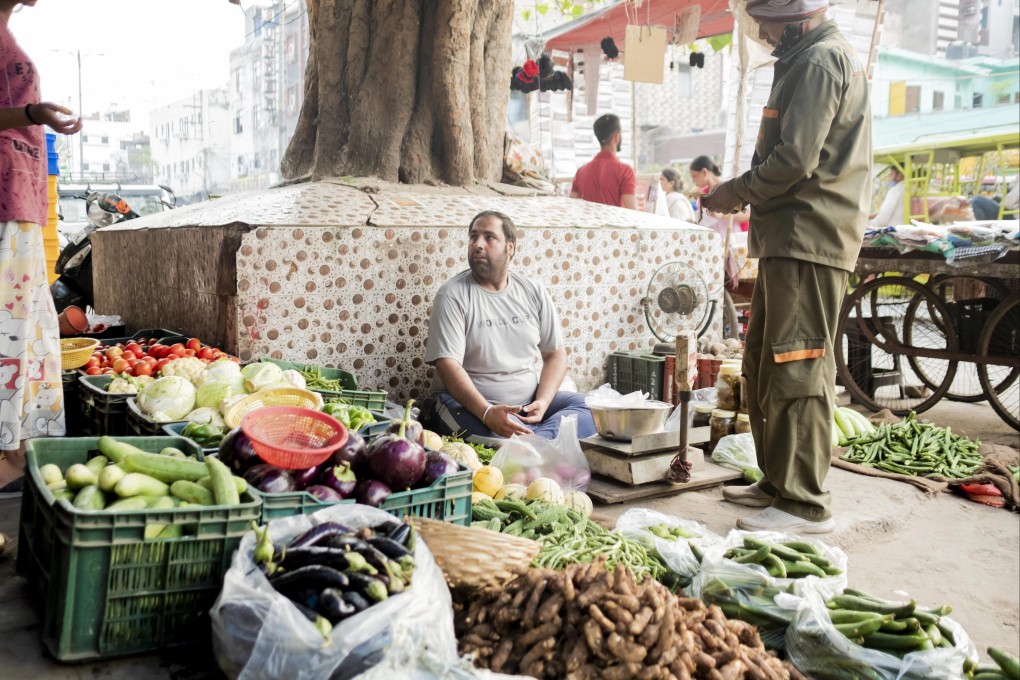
0 0 83 490
690 155 750 238
658 167 696 222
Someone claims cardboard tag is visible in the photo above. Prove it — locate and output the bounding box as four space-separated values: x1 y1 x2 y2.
624 25 667 84
674 332 698 392
674 6 701 45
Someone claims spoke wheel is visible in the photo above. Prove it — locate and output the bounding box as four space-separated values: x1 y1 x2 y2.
836 276 957 415
904 275 1011 402
977 294 1020 432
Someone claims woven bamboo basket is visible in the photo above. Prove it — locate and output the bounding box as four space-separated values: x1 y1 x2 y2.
60 338 100 370
413 517 541 590
224 387 323 429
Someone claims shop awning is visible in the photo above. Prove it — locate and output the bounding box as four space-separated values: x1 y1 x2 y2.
543 0 735 52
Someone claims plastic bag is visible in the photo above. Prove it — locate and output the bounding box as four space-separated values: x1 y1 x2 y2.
662 387 717 432
490 413 590 491
690 529 849 651
584 383 653 408
710 433 763 482
783 585 977 680
614 508 723 587
210 505 457 680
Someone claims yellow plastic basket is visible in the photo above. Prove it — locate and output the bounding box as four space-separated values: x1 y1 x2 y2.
60 338 100 370
223 387 323 429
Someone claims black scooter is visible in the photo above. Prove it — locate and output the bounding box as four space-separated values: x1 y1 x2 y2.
50 192 140 313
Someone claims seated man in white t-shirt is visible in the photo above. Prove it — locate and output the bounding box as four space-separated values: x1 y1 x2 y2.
424 210 596 444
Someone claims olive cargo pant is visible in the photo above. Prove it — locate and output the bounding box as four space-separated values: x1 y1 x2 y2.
742 257 848 521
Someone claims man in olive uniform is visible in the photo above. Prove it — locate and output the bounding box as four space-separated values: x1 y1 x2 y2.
703 0 871 533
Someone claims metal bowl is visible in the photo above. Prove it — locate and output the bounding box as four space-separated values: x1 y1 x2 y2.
590 402 673 441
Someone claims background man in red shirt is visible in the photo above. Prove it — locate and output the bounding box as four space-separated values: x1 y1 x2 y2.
570 114 637 209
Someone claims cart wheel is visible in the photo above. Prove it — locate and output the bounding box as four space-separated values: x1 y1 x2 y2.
976 294 1020 432
904 275 1010 403
835 276 957 415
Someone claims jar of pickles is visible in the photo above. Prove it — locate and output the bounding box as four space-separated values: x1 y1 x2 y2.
709 409 736 452
735 412 751 434
692 402 716 428
715 364 741 411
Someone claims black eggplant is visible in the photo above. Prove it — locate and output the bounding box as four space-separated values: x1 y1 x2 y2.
388 521 413 548
269 564 350 592
318 588 357 623
367 535 412 560
291 599 322 623
322 535 373 553
288 522 356 549
373 520 400 536
281 546 358 572
345 572 389 602
341 591 371 613
283 587 321 612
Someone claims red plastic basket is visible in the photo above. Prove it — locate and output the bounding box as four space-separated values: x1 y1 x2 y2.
241 406 348 469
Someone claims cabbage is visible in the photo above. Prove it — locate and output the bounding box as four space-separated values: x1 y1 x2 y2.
241 362 284 393
196 376 244 409
137 376 197 421
184 407 226 428
198 359 242 387
281 369 306 390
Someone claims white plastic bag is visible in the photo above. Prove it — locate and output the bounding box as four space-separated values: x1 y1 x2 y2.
783 585 978 680
584 383 652 408
614 508 723 586
490 414 591 491
710 432 763 482
210 505 457 680
663 387 718 432
690 529 849 650
352 624 526 679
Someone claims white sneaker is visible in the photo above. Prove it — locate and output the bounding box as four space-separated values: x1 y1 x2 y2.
736 507 835 534
722 482 774 508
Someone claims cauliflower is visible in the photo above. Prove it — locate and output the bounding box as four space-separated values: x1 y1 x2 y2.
281 369 306 390
106 375 155 394
160 357 207 383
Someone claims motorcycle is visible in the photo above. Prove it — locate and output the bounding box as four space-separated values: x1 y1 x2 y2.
50 192 141 313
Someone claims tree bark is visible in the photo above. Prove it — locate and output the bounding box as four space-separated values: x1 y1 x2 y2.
281 0 513 186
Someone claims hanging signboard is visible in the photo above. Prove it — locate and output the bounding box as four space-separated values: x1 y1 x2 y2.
623 24 667 84
674 5 701 45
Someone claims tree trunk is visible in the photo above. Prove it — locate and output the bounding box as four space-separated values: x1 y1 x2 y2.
281 0 513 186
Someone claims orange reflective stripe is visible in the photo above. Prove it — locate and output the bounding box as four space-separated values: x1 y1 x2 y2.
773 348 825 363
762 107 779 119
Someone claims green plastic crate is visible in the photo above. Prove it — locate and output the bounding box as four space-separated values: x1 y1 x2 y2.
607 351 666 399
260 358 388 411
162 421 220 456
16 436 261 661
61 370 85 437
250 464 472 526
126 397 185 437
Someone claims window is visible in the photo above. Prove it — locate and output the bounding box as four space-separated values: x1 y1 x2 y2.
233 112 243 134
973 92 984 108
234 67 243 93
997 93 1011 104
253 152 262 170
181 118 190 138
237 155 246 174
287 86 298 114
675 63 693 99
932 91 944 112
285 35 297 64
101 135 109 144
905 86 921 114
252 106 260 130
103 163 110 172
252 61 261 88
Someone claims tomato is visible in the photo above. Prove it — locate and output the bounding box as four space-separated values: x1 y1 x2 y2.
111 358 130 374
155 358 172 373
125 342 143 356
184 349 197 358
186 337 202 352
169 343 186 357
197 346 215 360
101 368 115 375
121 350 138 361
85 366 102 376
149 344 169 359
106 347 124 360
133 362 153 377
86 357 101 369
142 355 158 366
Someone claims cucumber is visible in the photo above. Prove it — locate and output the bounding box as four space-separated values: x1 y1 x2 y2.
52 488 76 504
38 463 63 486
156 524 184 539
205 456 239 506
988 647 1020 680
72 485 106 511
143 496 178 539
106 496 153 512
197 475 248 495
97 436 148 463
834 617 885 638
115 473 170 498
159 447 187 459
98 464 127 493
84 455 110 475
170 480 215 506
123 452 208 483
65 464 99 491
46 480 68 492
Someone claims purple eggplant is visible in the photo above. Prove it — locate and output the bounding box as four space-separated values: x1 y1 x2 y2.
306 484 345 502
331 430 369 474
367 434 426 490
292 463 323 491
219 427 260 474
417 450 458 488
244 463 297 494
384 399 424 447
320 462 358 499
355 479 393 507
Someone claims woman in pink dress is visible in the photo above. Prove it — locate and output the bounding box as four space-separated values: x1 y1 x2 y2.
0 0 83 490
